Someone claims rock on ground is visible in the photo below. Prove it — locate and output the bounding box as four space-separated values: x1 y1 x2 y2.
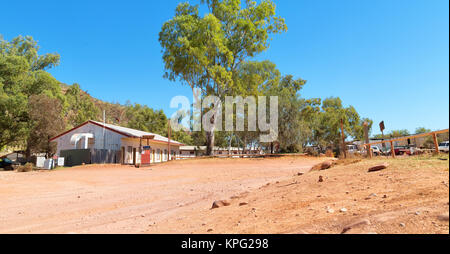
212 200 231 209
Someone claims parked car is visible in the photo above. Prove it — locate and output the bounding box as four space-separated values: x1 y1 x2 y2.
439 141 449 153
371 146 383 156
346 145 360 154
0 157 14 170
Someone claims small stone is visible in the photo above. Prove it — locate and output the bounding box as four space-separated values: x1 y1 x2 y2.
399 223 406 227
211 200 231 209
318 176 324 183
415 211 420 216
327 209 335 214
207 229 213 232
383 195 388 199
298 172 304 176
239 202 249 206
340 208 348 213
437 214 449 221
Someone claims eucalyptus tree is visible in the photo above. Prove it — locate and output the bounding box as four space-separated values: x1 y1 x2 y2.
0 35 62 149
159 0 287 155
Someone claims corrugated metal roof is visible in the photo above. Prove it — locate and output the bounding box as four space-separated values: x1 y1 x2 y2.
90 121 183 145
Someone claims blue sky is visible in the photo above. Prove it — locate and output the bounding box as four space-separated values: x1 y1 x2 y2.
1 0 448 135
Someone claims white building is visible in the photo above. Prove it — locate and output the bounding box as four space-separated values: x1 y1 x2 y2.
50 120 183 166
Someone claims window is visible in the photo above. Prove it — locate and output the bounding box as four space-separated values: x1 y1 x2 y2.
157 149 161 160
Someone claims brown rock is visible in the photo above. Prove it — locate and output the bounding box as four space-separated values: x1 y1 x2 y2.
239 202 249 206
312 161 335 171
437 213 449 221
341 219 371 234
368 163 389 172
321 161 333 170
211 200 231 209
318 176 324 183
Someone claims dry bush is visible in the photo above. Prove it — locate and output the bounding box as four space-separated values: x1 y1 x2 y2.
325 149 334 158
16 163 34 173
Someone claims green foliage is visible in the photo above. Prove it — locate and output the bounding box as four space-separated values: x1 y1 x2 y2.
159 0 287 154
264 74 307 152
307 97 372 153
65 83 100 127
27 94 66 157
415 127 431 134
125 103 168 135
0 35 62 149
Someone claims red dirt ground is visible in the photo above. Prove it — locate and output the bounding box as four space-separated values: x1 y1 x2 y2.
0 156 448 234
0 156 324 234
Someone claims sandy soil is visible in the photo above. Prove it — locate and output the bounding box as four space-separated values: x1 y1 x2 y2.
0 156 448 234
153 156 448 234
0 156 324 234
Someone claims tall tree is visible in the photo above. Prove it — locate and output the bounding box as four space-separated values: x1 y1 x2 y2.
0 35 62 149
27 94 66 158
159 0 287 155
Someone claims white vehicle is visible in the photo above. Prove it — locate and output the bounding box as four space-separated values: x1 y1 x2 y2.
346 145 359 154
371 146 383 156
439 141 449 153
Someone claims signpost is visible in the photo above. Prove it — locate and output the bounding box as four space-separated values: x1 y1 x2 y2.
380 121 386 150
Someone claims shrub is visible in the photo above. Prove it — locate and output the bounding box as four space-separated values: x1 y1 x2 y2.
16 163 34 173
325 149 334 158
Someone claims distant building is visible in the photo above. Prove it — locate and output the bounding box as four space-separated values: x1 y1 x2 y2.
179 146 264 158
50 120 183 166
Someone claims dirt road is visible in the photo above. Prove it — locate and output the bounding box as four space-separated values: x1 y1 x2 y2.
0 156 323 234
154 156 448 234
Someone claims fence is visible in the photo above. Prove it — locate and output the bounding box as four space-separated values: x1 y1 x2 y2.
60 149 121 167
91 149 121 164
60 149 91 167
363 129 449 159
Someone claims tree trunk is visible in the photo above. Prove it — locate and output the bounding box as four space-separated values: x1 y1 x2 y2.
206 130 215 156
25 145 31 162
242 137 247 158
205 116 215 157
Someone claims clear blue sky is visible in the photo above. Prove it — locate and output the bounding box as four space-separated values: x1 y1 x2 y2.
1 0 448 135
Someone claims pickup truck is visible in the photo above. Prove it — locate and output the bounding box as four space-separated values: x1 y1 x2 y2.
439 141 449 153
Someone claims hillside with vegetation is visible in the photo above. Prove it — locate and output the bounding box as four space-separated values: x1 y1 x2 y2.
8 33 444 160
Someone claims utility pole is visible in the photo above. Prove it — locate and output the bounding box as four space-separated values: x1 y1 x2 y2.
341 119 347 159
168 120 171 161
103 110 106 150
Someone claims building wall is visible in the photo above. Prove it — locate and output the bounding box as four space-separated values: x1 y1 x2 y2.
54 122 125 156
121 138 181 164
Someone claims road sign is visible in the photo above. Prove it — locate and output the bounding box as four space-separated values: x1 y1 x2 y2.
379 121 385 132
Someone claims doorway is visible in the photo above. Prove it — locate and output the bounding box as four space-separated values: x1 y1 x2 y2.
132 148 137 165
121 147 125 164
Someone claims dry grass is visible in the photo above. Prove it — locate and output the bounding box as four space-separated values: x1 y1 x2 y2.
15 163 34 173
